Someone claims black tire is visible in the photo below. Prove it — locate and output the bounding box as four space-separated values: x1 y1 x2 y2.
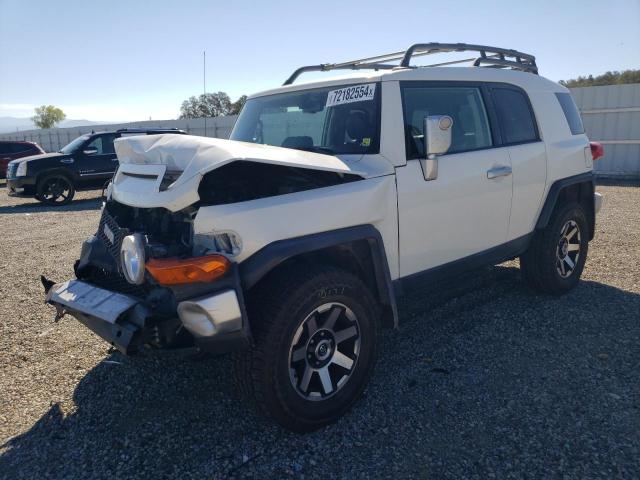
36 174 75 205
520 202 589 294
234 265 379 432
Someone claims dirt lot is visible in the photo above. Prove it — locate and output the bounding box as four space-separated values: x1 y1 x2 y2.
0 182 639 479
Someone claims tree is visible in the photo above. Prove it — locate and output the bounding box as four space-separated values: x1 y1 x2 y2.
32 105 66 129
179 92 247 118
230 95 247 115
179 92 232 119
560 69 640 88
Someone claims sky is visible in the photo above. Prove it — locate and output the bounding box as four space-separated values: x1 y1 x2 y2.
0 0 638 122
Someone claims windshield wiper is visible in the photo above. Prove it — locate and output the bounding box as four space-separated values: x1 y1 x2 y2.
289 145 335 155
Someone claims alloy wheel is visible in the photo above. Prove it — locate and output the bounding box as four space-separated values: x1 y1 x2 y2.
288 302 361 401
42 177 72 204
556 219 581 278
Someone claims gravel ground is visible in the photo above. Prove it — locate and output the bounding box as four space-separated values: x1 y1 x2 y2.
0 181 639 479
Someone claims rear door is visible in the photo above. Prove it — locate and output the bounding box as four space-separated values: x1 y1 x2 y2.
395 82 513 276
489 86 546 241
75 134 118 181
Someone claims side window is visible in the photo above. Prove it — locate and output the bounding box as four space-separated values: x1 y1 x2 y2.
85 135 116 155
491 88 538 144
85 137 104 154
555 92 584 135
0 144 8 154
402 85 492 158
10 144 33 154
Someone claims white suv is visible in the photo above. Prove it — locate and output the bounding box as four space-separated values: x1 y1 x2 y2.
44 43 604 432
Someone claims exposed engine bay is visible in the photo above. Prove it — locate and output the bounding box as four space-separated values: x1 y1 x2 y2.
197 160 361 205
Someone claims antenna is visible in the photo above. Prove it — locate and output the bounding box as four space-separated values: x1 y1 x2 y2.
203 50 207 137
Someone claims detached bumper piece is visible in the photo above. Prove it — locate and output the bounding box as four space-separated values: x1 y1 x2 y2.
46 280 149 355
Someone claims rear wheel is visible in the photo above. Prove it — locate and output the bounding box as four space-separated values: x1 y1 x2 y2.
520 202 589 294
37 175 75 205
234 266 378 432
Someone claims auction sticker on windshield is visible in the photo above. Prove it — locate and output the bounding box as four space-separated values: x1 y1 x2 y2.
326 84 376 108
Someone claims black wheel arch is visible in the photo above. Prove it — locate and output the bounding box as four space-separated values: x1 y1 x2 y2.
35 168 78 187
536 172 595 240
239 225 399 329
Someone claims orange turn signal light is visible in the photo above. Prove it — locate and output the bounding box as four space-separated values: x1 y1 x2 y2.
145 254 230 286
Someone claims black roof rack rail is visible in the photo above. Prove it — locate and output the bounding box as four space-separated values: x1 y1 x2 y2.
115 128 184 133
283 42 537 85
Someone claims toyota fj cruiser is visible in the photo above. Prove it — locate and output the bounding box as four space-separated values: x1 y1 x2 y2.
6 128 186 205
43 44 604 432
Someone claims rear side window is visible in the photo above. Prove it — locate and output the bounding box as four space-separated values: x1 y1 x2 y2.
555 92 584 135
401 85 492 158
491 88 538 144
11 144 35 154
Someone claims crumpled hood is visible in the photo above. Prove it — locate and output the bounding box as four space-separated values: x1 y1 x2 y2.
114 134 364 180
111 134 367 212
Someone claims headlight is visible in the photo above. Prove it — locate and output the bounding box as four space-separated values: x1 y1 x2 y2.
120 234 146 285
16 162 27 177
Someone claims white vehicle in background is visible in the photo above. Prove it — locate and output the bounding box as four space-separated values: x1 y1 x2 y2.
44 43 604 432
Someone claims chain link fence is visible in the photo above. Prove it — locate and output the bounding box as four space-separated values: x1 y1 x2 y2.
0 116 238 153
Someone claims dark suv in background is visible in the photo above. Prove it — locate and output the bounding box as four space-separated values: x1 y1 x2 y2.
6 128 186 205
0 141 45 178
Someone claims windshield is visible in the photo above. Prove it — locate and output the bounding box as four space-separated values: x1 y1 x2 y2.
230 83 380 155
59 134 90 154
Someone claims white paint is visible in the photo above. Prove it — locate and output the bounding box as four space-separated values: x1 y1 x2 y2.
107 64 596 285
395 149 512 275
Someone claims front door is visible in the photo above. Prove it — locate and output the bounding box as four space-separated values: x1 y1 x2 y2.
394 83 513 277
75 133 118 181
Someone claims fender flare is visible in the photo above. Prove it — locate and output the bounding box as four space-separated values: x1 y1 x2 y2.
239 225 399 328
536 172 595 239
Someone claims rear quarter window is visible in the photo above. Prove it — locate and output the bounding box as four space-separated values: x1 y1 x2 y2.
555 92 585 135
7 143 34 154
491 88 539 144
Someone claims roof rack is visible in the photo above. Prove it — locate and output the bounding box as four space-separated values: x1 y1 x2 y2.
283 42 537 85
115 128 183 133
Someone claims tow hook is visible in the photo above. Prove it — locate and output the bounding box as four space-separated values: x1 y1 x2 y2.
41 275 66 322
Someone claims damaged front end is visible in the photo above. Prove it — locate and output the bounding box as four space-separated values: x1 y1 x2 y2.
43 134 373 355
43 200 250 355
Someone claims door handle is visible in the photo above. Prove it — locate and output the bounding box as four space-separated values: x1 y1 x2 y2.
2 157 11 160
487 165 512 179
60 158 74 164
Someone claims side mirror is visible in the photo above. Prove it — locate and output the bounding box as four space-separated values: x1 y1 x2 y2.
83 148 98 155
420 115 453 181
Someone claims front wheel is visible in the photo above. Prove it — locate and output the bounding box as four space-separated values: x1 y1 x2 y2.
234 266 379 432
37 175 75 205
520 202 589 294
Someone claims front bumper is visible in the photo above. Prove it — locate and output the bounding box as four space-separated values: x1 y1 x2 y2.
46 280 148 354
7 177 36 196
45 277 250 355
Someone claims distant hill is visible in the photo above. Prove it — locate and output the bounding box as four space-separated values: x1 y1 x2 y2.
0 116 114 133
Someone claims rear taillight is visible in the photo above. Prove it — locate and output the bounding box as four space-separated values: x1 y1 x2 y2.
590 141 604 161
